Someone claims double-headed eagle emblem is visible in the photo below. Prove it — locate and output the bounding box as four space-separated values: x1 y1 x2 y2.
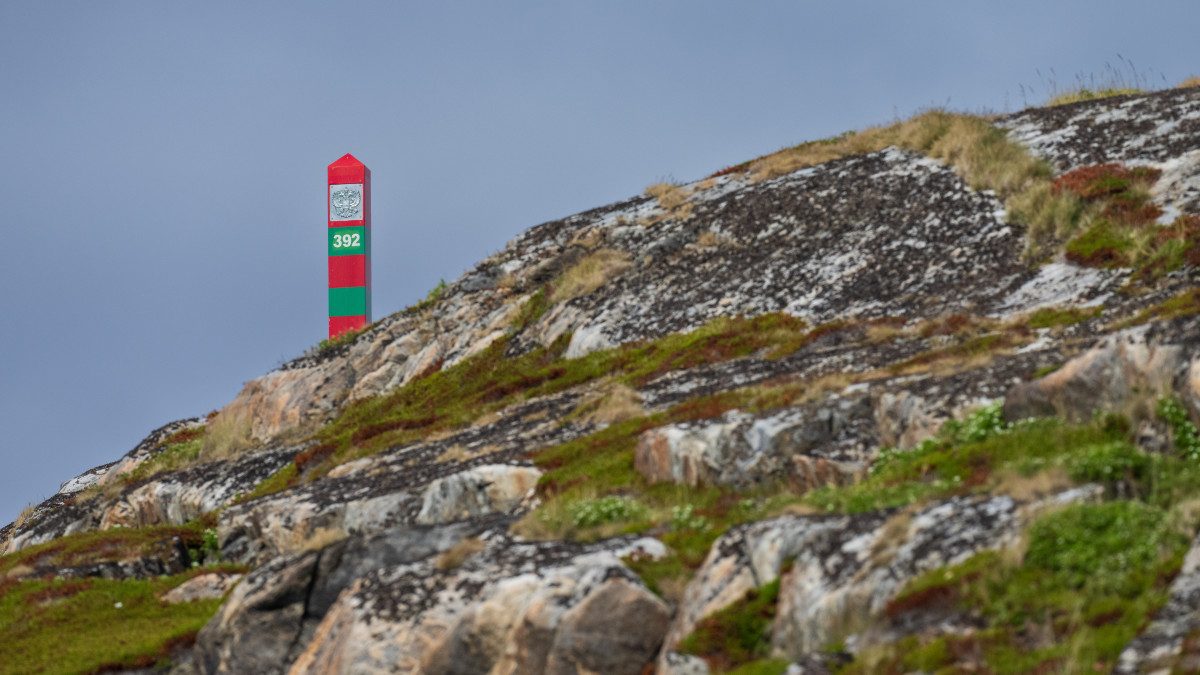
331 187 363 219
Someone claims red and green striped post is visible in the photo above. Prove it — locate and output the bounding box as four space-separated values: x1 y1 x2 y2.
327 153 371 339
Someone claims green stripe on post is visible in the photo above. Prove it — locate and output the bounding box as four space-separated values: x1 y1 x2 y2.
329 287 370 317
328 226 370 257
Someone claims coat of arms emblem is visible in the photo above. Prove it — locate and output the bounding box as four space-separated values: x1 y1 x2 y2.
331 187 363 219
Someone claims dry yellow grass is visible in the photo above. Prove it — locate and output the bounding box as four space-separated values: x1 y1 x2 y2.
472 410 504 428
435 443 499 463
12 505 37 531
569 227 605 251
200 402 260 462
643 183 696 226
1179 76 1200 89
551 249 632 303
993 466 1074 503
1007 183 1084 259
435 537 486 570
4 564 34 580
749 111 1049 202
301 527 349 552
584 384 645 426
694 230 722 248
868 507 916 568
864 322 908 344
645 182 692 210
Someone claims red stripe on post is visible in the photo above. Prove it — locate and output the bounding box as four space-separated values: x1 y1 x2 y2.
329 255 367 288
329 315 368 338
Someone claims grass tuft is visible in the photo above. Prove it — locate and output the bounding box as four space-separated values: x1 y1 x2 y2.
678 578 782 672
550 249 632 304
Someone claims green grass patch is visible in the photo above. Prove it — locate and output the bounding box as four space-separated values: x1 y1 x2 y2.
1032 363 1062 378
0 567 240 674
1159 397 1200 461
678 578 782 672
235 463 298 504
838 399 1200 674
510 287 550 331
1047 164 1200 285
123 436 205 487
1064 219 1133 268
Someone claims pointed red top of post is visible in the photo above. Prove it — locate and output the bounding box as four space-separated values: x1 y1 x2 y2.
328 153 368 184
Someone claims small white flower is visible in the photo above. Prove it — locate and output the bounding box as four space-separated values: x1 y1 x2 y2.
114 602 123 609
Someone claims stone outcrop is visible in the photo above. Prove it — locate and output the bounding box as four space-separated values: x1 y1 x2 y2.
287 533 670 675
1004 323 1193 423
634 396 872 490
659 487 1102 670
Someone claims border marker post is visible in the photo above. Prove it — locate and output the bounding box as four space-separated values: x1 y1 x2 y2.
327 153 372 339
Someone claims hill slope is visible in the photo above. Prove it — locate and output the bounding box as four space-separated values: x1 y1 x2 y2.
4 87 1200 674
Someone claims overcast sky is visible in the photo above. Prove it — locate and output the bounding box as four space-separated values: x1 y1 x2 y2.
2 1 1198 524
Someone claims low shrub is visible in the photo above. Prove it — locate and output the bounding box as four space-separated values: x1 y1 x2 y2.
1025 501 1178 592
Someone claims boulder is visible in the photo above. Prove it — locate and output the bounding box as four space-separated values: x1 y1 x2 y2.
634 397 871 491
1004 325 1187 423
287 535 670 675
415 464 541 525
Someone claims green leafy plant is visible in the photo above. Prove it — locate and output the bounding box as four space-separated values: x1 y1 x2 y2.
568 496 645 528
1159 397 1200 460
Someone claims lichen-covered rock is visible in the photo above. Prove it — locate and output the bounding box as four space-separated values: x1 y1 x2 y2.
1004 323 1192 424
196 520 486 674
634 396 871 491
219 392 588 566
660 487 1103 667
2 441 292 556
415 464 541 525
287 534 670 675
217 286 522 445
999 87 1200 176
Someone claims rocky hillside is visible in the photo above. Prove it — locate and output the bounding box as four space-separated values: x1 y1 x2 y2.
5 86 1200 674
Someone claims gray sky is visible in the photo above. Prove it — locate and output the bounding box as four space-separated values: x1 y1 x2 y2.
2 1 1197 524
